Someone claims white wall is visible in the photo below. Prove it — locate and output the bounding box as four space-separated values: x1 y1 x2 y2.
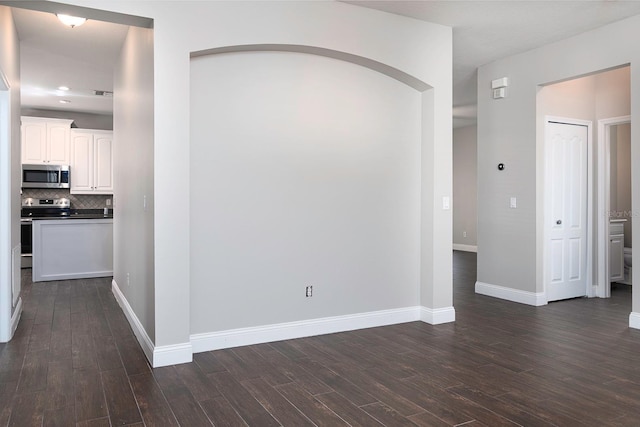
0 5 22 341
190 50 421 333
477 15 640 320
113 26 155 340
453 125 477 248
63 0 452 363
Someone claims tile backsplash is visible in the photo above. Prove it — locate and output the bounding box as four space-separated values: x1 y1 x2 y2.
22 189 112 209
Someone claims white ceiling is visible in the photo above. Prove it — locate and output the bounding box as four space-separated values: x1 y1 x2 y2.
346 0 640 126
11 6 129 115
9 1 640 123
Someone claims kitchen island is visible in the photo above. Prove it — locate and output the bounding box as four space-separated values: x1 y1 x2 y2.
32 217 113 282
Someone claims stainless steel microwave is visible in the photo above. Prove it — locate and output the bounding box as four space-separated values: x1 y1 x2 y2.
22 164 70 189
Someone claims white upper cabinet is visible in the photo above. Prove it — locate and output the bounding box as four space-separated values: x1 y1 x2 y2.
21 117 73 165
70 129 114 194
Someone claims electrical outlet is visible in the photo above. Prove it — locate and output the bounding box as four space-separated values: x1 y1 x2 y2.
106 199 111 206
463 231 467 238
127 273 130 286
305 285 313 297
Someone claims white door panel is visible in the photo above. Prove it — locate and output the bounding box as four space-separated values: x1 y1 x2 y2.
546 120 588 302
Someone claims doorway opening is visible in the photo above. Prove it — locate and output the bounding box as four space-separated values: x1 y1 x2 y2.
539 65 631 304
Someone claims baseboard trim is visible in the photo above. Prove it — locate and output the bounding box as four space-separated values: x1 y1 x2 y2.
9 297 22 339
112 280 192 368
453 244 477 253
111 279 155 365
154 343 193 367
629 312 640 329
191 306 423 353
475 281 547 306
420 306 455 324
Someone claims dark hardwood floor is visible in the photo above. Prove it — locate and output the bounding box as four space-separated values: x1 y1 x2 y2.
1 251 639 426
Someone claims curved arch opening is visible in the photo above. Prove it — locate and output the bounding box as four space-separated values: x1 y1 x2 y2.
191 44 431 92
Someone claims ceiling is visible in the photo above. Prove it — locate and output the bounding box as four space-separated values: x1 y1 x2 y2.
9 1 640 124
11 6 129 115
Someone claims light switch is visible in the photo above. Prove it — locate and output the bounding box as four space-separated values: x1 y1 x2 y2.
443 196 450 210
510 197 517 208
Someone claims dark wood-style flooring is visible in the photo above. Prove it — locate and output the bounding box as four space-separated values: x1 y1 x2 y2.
1 251 640 426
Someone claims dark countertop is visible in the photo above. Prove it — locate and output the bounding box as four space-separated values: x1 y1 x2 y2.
26 209 113 220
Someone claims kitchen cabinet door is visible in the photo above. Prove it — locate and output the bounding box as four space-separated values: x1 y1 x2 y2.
70 129 113 194
47 122 71 164
94 132 113 193
21 120 47 164
21 117 72 165
70 131 94 192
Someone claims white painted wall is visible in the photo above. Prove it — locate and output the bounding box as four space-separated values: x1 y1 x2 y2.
453 125 477 248
477 14 640 320
62 0 452 359
190 50 421 333
0 5 22 341
113 26 155 340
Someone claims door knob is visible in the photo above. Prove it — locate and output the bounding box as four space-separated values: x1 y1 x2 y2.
556 220 562 225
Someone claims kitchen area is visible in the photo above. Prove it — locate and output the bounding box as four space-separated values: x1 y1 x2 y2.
11 7 126 286
20 117 114 281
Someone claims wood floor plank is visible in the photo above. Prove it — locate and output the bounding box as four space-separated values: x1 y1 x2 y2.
241 377 314 426
314 391 385 427
173 361 221 402
74 369 108 422
42 405 75 427
101 368 143 426
193 351 227 374
94 335 122 372
248 345 330 395
275 382 349 426
360 402 419 427
44 360 74 410
298 358 378 406
129 372 179 427
17 349 49 393
199 396 249 427
207 371 280 426
8 391 46 427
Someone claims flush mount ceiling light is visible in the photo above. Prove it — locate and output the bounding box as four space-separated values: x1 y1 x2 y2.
59 99 71 104
56 14 87 28
58 86 70 91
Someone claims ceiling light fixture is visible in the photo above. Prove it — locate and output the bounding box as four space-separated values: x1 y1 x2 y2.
59 99 71 104
56 14 87 28
58 86 70 91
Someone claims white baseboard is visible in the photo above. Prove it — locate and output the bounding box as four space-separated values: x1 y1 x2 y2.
475 281 547 306
111 279 192 368
191 306 425 353
629 312 640 329
10 297 22 339
420 306 455 324
453 244 477 253
154 343 193 367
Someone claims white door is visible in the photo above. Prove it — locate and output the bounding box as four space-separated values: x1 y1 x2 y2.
546 120 589 302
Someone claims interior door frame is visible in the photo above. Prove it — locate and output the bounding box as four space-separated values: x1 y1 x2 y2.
543 116 594 302
597 115 631 298
0 68 12 341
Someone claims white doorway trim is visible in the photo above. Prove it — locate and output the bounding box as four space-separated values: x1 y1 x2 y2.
597 115 631 298
543 116 593 302
0 69 12 342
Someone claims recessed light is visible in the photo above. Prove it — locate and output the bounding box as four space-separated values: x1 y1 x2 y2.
59 99 71 104
58 86 70 91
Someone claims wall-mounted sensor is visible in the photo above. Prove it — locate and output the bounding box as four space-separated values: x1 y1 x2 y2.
498 163 505 171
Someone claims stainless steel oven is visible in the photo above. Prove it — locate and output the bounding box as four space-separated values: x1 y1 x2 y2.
21 198 71 268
